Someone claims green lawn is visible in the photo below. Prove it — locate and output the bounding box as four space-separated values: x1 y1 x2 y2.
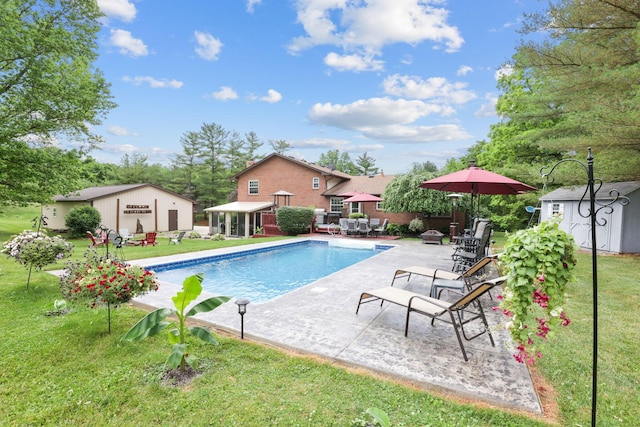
1 205 638 426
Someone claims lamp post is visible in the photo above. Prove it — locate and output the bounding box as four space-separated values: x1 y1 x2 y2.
541 148 629 427
448 193 462 243
235 298 250 339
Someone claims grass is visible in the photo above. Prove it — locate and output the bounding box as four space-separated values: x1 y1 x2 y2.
1 205 638 426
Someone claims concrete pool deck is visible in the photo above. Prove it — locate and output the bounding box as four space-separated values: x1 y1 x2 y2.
132 237 541 414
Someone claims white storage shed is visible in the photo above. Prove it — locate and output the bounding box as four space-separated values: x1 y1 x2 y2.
43 184 195 234
540 181 640 254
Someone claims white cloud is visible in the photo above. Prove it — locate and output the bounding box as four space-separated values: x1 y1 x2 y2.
107 125 138 136
382 74 476 104
288 0 464 63
290 137 353 149
308 97 471 143
259 89 283 103
211 86 238 100
110 29 148 57
324 52 384 72
495 64 513 80
99 143 176 164
475 95 498 117
360 124 471 142
246 0 262 13
457 65 473 76
122 76 184 88
97 0 136 22
194 31 223 61
309 97 449 129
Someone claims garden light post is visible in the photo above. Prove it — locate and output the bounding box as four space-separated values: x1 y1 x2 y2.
541 148 629 427
235 298 250 339
447 193 462 243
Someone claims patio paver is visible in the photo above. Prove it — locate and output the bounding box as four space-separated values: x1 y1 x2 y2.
133 236 541 414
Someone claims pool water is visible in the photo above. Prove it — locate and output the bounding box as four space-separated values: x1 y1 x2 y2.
151 240 390 303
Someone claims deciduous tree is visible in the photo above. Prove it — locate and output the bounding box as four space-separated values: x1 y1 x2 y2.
0 0 115 204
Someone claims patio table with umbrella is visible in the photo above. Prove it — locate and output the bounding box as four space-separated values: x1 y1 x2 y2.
341 192 384 204
341 192 384 235
419 161 537 227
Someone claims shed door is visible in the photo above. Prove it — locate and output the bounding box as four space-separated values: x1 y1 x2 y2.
168 210 178 231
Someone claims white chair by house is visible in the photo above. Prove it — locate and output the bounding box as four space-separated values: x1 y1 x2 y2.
358 220 371 237
373 218 388 236
346 219 358 236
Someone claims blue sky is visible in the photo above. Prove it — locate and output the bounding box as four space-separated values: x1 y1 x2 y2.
90 0 543 174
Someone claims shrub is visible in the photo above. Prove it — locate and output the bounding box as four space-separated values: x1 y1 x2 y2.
2 229 74 288
276 206 314 235
385 223 400 236
211 233 225 241
348 212 365 219
188 231 202 239
408 218 424 233
65 205 101 238
60 248 159 332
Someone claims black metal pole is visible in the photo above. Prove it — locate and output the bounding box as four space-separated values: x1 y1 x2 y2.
586 149 598 427
240 313 245 339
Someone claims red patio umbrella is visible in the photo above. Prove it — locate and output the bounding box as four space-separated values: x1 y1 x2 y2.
342 192 384 203
419 162 536 217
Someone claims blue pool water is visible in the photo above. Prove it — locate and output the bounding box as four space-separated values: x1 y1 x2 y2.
151 240 391 303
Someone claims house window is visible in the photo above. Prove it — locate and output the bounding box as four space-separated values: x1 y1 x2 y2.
376 201 383 211
350 202 361 214
248 180 259 195
53 208 57 217
312 177 320 189
330 197 343 213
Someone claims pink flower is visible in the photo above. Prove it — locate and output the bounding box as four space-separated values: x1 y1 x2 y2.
535 317 550 339
533 288 549 308
560 311 571 326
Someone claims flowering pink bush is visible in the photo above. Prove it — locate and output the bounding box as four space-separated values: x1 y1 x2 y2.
498 218 577 364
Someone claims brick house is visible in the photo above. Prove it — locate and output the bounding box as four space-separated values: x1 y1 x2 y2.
204 153 416 237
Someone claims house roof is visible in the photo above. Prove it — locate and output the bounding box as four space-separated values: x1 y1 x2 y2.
53 184 195 203
234 153 352 180
540 181 640 201
204 201 274 213
325 174 395 197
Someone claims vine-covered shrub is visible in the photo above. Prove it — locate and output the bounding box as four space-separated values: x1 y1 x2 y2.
276 206 314 235
65 205 101 238
498 217 577 364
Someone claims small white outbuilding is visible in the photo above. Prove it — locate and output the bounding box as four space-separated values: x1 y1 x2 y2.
539 181 640 254
43 184 195 233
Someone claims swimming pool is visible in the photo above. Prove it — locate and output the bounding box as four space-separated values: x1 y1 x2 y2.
150 240 392 303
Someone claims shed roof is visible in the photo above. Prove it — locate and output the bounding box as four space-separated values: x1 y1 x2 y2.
53 184 195 203
540 181 640 201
